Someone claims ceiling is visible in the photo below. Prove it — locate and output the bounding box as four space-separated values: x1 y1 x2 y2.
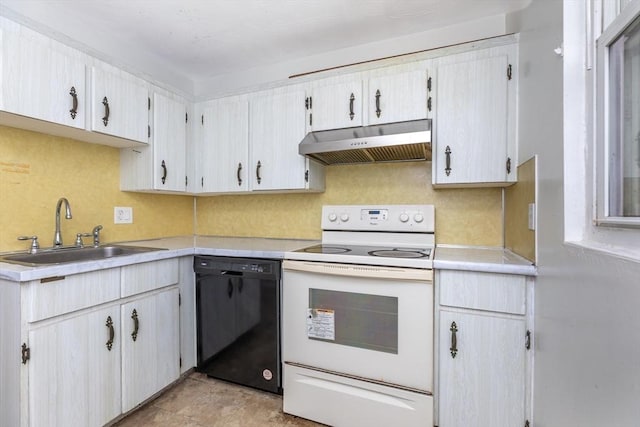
0 0 530 96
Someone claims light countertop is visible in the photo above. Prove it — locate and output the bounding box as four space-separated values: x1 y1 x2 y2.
434 245 537 276
0 235 318 282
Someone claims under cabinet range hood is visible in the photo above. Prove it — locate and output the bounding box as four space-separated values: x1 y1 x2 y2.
299 119 432 165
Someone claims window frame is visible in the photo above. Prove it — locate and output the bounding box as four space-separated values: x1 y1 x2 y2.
595 0 640 228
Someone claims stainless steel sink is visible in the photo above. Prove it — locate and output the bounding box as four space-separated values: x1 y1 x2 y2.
0 245 166 266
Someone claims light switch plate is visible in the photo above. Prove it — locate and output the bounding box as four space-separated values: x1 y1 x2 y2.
528 203 536 231
114 207 133 224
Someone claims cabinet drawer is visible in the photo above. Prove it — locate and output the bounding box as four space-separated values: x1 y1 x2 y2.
26 268 121 322
121 258 179 297
438 270 526 315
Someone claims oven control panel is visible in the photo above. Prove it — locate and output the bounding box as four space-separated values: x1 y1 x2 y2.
322 204 434 232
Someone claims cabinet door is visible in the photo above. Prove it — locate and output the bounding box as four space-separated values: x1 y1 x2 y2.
249 89 308 190
2 31 86 128
309 81 363 131
28 305 121 427
153 93 187 191
438 310 525 427
91 67 149 143
367 70 428 125
434 54 512 185
200 96 249 193
121 288 180 413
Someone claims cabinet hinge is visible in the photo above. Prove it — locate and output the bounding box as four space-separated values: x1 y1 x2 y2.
179 292 182 306
201 177 204 187
201 115 204 125
507 64 513 80
21 343 30 364
185 176 188 187
148 125 151 138
305 170 309 182
185 112 188 123
148 97 151 110
506 157 512 174
305 97 309 110
179 356 183 368
525 330 531 350
427 97 432 112
309 112 312 126
525 420 530 427
427 76 432 92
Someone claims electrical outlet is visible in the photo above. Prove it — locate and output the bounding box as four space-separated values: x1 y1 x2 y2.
528 203 536 231
114 207 133 224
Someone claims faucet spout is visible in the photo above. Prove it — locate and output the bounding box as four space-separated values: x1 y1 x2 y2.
54 197 72 247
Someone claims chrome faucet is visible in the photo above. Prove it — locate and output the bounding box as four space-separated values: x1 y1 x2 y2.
92 225 103 247
53 197 72 247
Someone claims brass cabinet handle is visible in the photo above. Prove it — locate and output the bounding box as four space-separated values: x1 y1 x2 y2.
131 309 139 342
349 93 355 120
256 161 262 185
102 96 110 126
445 145 452 176
106 316 114 351
450 321 458 358
161 160 167 184
69 87 78 119
237 162 243 186
375 89 381 118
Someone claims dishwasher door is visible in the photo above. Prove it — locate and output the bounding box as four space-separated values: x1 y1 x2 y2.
195 256 282 394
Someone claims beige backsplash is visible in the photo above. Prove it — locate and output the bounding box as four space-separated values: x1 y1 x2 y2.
196 162 504 246
505 156 536 262
0 125 504 251
0 126 194 252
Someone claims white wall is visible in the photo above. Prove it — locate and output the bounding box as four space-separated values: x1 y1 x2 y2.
508 1 640 425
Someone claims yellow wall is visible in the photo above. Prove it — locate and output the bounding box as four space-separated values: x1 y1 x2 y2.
0 126 194 252
196 161 504 246
0 125 503 252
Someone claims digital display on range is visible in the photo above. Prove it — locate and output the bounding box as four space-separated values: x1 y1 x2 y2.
361 209 388 223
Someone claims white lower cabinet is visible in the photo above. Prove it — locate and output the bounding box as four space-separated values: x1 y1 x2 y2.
436 270 532 427
121 288 180 413
28 304 122 427
0 257 188 427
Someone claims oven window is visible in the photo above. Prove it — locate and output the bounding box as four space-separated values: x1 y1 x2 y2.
309 289 398 354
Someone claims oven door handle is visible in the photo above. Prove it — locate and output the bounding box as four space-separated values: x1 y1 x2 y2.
283 260 432 281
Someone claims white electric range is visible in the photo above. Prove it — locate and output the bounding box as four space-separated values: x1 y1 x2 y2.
282 204 435 427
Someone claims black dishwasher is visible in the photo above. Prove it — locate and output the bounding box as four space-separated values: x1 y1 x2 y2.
194 256 281 394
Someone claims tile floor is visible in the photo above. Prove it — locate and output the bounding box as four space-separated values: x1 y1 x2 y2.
113 372 323 427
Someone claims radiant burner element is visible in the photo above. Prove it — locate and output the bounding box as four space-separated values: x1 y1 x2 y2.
368 248 431 258
303 245 351 254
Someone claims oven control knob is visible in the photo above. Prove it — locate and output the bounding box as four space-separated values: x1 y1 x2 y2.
414 213 424 223
328 213 338 222
340 213 350 222
399 213 410 223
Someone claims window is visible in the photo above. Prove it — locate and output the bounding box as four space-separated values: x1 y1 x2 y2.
597 2 640 227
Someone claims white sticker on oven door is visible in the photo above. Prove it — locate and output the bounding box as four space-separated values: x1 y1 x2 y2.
307 308 335 340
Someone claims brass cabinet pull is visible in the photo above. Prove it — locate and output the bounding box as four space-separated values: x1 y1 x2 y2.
161 160 167 184
237 162 243 186
256 161 262 185
445 145 452 176
375 89 381 118
131 309 139 342
102 96 110 126
69 87 78 119
106 316 114 351
349 93 355 120
450 321 458 358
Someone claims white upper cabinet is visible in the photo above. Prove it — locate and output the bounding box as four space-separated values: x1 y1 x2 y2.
1 28 86 129
198 95 250 193
367 69 430 125
91 66 149 143
120 91 188 193
152 93 187 191
432 44 517 186
307 80 364 132
249 87 325 192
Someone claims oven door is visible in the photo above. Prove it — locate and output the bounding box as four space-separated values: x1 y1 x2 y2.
282 259 433 392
